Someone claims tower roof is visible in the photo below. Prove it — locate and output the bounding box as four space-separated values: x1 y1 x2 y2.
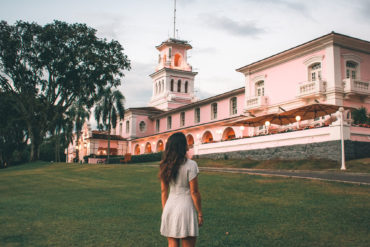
156 38 192 51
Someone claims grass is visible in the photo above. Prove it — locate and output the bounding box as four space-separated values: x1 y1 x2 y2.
194 158 370 173
0 162 369 246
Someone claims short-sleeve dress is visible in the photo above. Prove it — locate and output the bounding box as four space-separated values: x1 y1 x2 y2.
160 159 200 238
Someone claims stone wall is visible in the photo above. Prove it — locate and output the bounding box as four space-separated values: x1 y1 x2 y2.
194 140 370 162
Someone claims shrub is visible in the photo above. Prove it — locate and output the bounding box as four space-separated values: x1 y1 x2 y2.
130 152 163 163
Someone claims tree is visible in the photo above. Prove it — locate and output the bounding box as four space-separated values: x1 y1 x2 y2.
352 107 368 125
0 91 27 167
94 87 125 163
0 20 130 161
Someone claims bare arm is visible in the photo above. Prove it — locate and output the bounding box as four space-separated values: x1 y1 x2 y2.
189 176 203 226
160 180 169 209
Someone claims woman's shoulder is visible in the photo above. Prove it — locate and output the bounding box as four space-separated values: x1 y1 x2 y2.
185 159 198 168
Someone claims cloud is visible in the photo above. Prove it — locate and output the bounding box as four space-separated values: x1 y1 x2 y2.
359 0 370 20
119 60 155 108
200 14 264 37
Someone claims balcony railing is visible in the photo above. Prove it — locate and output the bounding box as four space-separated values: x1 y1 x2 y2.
245 95 268 110
343 78 370 96
298 79 326 98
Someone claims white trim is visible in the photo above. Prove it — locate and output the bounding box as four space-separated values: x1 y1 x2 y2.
251 74 266 83
341 53 363 63
303 55 324 66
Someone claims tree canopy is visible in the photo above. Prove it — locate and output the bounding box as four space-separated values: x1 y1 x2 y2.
0 20 130 161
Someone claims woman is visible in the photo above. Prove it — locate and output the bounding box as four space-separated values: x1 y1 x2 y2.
159 132 203 247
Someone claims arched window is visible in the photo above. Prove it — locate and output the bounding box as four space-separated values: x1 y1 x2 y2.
157 140 164 152
222 127 236 141
126 120 130 134
187 134 194 148
346 61 358 79
145 142 152 154
139 121 146 132
177 80 181 92
185 81 188 93
170 79 174 92
174 53 181 67
134 144 140 155
230 97 237 115
255 81 264 96
202 131 213 144
309 63 321 81
211 103 218 120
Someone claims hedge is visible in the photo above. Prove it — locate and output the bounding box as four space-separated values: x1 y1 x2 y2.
130 152 163 163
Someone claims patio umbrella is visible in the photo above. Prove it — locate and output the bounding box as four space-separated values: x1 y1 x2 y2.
279 103 346 121
226 113 295 127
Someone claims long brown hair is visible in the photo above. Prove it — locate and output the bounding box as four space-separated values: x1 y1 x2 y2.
159 132 188 184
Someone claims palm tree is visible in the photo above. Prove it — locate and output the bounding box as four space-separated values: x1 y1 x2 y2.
352 107 368 125
94 87 125 163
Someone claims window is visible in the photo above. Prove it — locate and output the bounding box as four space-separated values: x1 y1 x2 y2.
185 81 188 93
230 97 237 115
126 120 130 134
167 116 172 130
119 123 123 136
162 80 164 92
139 121 146 132
158 82 161 93
170 79 174 91
177 80 181 92
156 119 160 132
211 103 218 120
256 81 265 96
346 61 358 79
169 48 172 58
195 107 200 123
180 112 185 127
309 63 321 81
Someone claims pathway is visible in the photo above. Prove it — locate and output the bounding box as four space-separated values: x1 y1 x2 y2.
199 167 370 185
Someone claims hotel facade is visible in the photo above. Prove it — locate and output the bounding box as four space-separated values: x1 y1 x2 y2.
67 32 370 163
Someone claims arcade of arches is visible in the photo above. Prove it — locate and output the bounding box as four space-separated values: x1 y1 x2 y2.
222 127 236 141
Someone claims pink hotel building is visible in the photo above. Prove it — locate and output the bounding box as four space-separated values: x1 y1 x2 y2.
68 32 370 163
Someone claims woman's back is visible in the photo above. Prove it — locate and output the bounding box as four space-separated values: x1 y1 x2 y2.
168 159 198 196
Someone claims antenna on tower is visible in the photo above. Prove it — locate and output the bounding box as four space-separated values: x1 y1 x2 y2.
173 0 177 38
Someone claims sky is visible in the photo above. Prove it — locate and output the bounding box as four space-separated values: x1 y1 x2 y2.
1 0 370 109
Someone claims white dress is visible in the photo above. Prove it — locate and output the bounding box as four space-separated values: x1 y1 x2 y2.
160 159 199 238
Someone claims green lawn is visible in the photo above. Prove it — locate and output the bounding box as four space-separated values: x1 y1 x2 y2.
1 162 369 247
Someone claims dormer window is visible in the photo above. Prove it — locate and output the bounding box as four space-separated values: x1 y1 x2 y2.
346 61 358 79
309 63 321 81
255 81 264 96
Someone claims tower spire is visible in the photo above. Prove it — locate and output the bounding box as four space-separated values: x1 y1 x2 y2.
173 0 177 38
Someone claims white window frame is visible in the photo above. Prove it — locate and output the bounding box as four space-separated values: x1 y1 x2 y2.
211 103 218 120
230 97 237 116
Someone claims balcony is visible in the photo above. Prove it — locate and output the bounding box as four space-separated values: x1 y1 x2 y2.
245 96 268 110
343 78 370 96
297 79 326 98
